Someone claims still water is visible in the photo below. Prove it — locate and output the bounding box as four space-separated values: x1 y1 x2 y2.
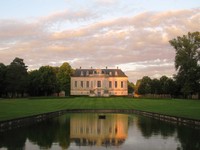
0 113 200 150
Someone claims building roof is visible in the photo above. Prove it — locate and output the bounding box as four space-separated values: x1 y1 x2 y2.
72 68 127 77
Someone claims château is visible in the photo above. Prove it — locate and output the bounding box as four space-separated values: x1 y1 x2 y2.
71 67 128 97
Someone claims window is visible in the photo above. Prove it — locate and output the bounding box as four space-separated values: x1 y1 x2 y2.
115 126 118 134
115 81 118 88
121 81 123 88
86 71 89 76
109 81 112 88
104 89 108 94
86 81 89 88
115 71 118 76
81 81 83 88
86 127 89 134
97 81 101 87
75 81 77 88
97 128 101 134
81 71 83 76
91 81 93 88
80 127 83 134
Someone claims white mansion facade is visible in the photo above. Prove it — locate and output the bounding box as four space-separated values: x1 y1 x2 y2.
71 68 128 96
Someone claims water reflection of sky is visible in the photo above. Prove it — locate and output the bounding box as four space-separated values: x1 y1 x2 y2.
125 128 180 150
0 113 200 150
124 115 181 150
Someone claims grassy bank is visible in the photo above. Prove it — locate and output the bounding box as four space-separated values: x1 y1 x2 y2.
0 97 200 121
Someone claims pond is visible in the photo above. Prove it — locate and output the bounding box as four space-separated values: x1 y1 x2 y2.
0 113 200 150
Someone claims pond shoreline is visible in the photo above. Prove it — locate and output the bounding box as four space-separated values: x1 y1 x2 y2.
1 109 200 132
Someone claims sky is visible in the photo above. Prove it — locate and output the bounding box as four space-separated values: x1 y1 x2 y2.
0 0 199 83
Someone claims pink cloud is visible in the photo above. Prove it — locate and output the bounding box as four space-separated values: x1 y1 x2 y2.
0 8 199 83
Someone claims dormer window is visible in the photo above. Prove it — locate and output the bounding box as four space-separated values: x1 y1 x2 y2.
86 71 89 76
81 71 83 76
109 72 112 76
115 71 118 76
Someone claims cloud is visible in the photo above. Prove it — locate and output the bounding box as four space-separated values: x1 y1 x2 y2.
95 0 118 6
0 19 42 41
40 9 97 24
0 8 199 82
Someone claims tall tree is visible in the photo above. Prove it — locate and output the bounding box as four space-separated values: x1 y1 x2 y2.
0 63 7 97
5 57 28 97
57 62 73 96
28 70 41 96
160 76 169 95
53 67 61 96
134 79 141 94
128 81 135 94
138 76 152 95
38 66 57 96
165 78 177 97
169 31 200 98
151 78 161 95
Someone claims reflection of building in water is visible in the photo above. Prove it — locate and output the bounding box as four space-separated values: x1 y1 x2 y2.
70 113 128 147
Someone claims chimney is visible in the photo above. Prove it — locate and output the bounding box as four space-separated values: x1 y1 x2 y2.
80 66 81 69
106 66 107 69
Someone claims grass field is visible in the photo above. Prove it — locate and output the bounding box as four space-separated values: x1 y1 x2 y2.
0 97 200 121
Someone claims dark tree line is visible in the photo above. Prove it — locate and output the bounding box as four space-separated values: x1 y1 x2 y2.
136 76 178 97
0 58 73 98
0 58 28 97
0 115 71 149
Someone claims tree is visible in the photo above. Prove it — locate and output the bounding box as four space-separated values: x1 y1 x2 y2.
159 76 177 97
0 63 7 97
28 70 41 96
128 81 135 94
134 79 141 95
53 67 61 96
165 78 177 97
151 78 161 95
5 57 28 97
57 62 73 96
169 31 200 98
160 76 169 95
138 76 152 95
38 66 57 96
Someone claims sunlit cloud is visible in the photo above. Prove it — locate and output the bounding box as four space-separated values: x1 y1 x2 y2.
0 7 199 82
40 9 97 24
95 0 118 6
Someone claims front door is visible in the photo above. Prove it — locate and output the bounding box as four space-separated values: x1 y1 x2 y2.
98 91 101 96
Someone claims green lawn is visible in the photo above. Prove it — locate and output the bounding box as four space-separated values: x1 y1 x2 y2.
0 97 200 121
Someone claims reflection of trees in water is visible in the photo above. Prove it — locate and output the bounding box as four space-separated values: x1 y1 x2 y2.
176 126 200 150
1 113 200 150
0 127 27 150
136 116 176 138
0 115 70 150
27 115 70 149
133 115 200 150
27 120 58 148
55 115 70 149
